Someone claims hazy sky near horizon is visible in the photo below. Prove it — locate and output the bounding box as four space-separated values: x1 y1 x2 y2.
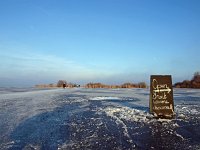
0 0 200 87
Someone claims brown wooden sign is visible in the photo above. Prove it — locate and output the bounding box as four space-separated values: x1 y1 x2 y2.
149 75 174 118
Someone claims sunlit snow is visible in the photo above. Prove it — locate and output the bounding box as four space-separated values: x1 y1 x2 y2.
0 88 200 149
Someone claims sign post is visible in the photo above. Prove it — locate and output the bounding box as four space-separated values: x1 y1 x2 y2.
150 75 174 119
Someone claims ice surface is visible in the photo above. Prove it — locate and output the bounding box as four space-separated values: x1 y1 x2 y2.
0 88 200 149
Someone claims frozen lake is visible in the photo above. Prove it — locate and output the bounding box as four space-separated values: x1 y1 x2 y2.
0 88 200 150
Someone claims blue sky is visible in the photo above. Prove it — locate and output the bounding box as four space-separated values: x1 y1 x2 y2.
0 0 200 87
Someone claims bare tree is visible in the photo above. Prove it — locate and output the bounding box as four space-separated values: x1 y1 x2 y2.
193 72 200 78
57 80 67 87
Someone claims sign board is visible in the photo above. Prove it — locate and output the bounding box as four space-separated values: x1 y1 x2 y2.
149 75 174 118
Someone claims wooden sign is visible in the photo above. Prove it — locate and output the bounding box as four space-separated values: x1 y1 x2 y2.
149 75 174 118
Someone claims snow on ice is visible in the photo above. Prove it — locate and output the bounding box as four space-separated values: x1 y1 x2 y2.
0 88 200 149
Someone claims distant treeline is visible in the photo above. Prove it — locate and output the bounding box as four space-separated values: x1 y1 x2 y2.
35 80 147 89
35 80 80 88
85 82 147 88
35 83 57 88
174 72 200 88
36 72 200 89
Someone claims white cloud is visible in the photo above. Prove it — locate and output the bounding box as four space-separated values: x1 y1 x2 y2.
0 50 116 85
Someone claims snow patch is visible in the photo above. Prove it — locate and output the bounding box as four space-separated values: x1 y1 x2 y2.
174 131 184 140
89 96 120 101
103 106 153 123
157 118 173 123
